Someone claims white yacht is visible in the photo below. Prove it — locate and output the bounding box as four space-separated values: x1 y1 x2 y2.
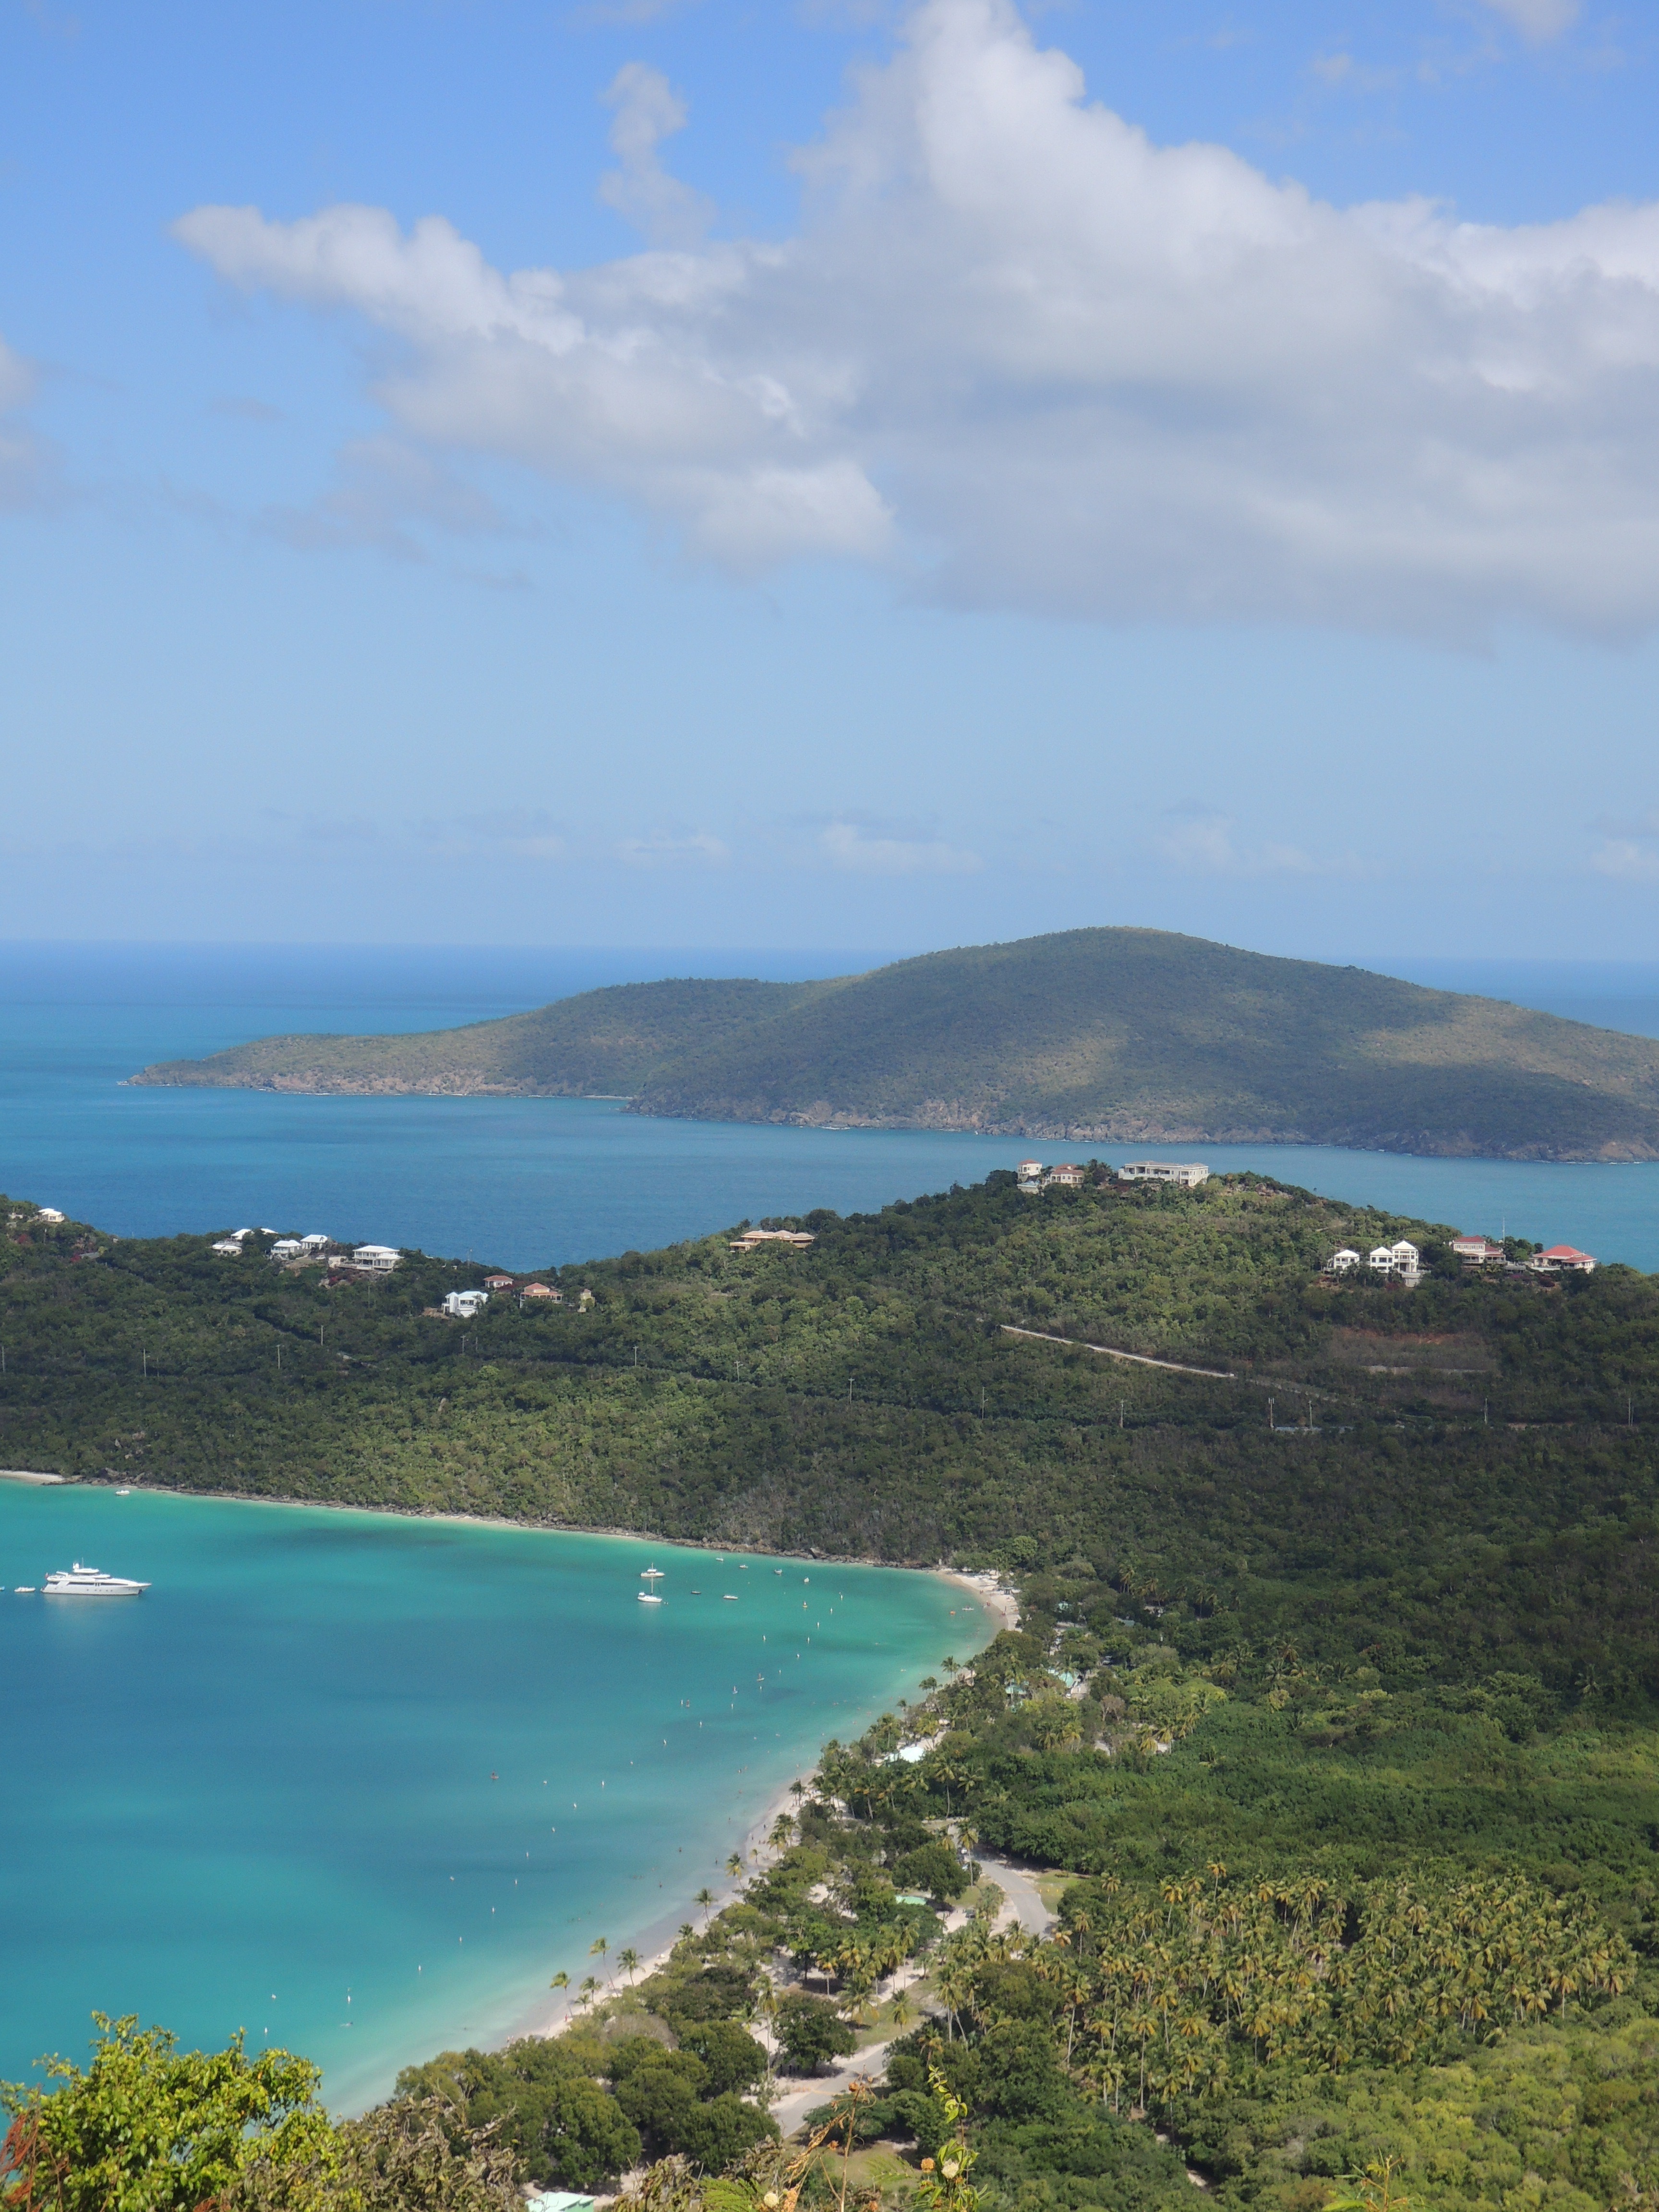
637 1591 663 1605
43 1562 150 1596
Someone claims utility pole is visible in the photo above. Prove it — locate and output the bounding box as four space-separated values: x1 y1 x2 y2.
1268 1396 1274 1430
142 1348 148 1379
1483 1398 1489 1427
1119 1399 1125 1430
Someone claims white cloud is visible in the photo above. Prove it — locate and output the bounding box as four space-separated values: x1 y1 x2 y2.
599 64 716 247
1591 839 1659 881
1475 0 1580 42
1154 808 1358 878
819 820 982 874
616 831 731 866
260 437 521 557
175 0 1659 636
0 335 56 512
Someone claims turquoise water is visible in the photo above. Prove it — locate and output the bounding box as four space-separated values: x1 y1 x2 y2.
0 1481 985 2112
2 944 1659 1270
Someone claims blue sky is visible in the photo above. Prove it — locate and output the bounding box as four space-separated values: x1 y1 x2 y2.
3 0 1658 959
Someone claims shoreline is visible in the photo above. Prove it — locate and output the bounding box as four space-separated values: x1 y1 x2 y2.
493 1570 1010 2061
25 1478 1008 2102
64 1474 995 1577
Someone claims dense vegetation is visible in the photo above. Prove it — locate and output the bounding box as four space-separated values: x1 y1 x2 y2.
129 978 820 1102
129 928 1659 1160
8 1166 1659 2210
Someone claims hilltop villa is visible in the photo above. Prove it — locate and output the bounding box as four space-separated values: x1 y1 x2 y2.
1116 1161 1210 1187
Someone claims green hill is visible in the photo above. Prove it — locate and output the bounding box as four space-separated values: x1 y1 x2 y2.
129 929 1659 1161
9 1178 1659 2209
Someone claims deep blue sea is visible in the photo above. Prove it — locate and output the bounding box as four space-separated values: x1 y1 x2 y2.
1 943 1658 1269
0 1481 983 2112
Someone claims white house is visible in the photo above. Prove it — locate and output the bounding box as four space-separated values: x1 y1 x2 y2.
35 1207 65 1225
351 1244 402 1274
1017 1160 1045 1179
300 1233 331 1253
1452 1235 1504 1264
210 1238 242 1256
1368 1240 1421 1281
1323 1248 1362 1274
1117 1162 1210 1187
270 1239 303 1260
1044 1164 1086 1188
443 1288 489 1318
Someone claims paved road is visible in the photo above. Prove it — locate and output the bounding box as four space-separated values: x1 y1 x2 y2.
769 2043 893 2138
973 1849 1057 1936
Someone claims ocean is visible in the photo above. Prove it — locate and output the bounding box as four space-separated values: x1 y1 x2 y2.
0 944 1658 1269
0 1479 983 2113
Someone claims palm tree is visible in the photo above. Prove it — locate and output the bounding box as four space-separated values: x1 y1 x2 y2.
589 1935 611 1987
618 1945 641 1985
769 1813 796 1853
726 1852 745 1880
678 1923 695 1941
695 1886 716 1925
577 1975 600 2011
549 1970 570 1996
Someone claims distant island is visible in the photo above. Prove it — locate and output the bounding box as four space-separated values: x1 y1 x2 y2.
128 926 1659 1161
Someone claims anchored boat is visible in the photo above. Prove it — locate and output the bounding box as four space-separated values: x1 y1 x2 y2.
43 1562 150 1596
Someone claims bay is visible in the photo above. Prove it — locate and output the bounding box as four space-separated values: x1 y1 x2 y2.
0 1479 983 2113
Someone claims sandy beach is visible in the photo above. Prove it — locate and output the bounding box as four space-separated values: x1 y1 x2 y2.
498 1567 1008 2053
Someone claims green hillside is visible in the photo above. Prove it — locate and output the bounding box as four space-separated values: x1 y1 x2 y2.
128 976 822 1097
129 929 1659 1160
9 1175 1659 2212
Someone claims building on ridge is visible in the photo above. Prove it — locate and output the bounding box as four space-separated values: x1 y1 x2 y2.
1044 1164 1086 1188
1116 1161 1210 1187
1532 1244 1598 1273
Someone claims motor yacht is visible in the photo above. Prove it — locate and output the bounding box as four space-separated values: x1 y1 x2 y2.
43 1562 150 1596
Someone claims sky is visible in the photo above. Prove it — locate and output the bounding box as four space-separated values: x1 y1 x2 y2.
2 0 1659 960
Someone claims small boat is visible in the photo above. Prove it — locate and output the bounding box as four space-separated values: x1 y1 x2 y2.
15 1586 35 1594
115 1488 131 1497
640 1566 664 1581
637 1592 663 1606
722 1593 738 1601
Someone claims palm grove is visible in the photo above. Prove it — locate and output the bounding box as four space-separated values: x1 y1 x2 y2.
4 1166 1659 2211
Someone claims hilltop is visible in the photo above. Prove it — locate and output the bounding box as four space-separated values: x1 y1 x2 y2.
129 928 1659 1160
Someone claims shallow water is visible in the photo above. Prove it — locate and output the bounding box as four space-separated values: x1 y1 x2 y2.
0 1481 983 2111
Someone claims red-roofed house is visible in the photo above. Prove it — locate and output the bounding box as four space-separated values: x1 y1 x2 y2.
1452 1235 1505 1264
1532 1245 1598 1274
484 1274 516 1293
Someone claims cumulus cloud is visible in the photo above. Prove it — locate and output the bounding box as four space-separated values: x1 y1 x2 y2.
1476 0 1580 41
0 334 55 511
1591 839 1659 881
819 820 981 874
1154 807 1361 878
259 436 521 558
600 64 716 247
617 830 731 866
174 0 1659 636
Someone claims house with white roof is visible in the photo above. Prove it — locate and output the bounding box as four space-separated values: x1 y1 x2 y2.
1117 1161 1210 1187
443 1288 488 1317
350 1244 401 1273
1368 1239 1421 1282
1323 1248 1362 1274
